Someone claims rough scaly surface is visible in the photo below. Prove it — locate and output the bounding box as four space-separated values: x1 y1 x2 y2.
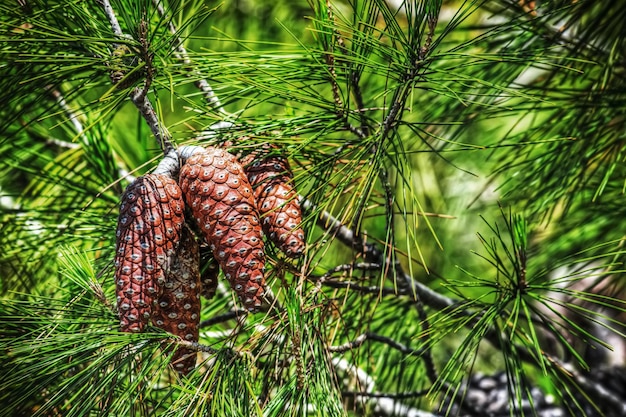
179 147 266 312
114 174 185 332
243 148 305 257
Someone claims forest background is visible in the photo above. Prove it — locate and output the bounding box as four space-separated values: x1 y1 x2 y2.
1 0 625 416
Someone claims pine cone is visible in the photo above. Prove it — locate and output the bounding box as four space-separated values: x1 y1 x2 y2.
179 147 266 312
199 244 219 300
151 226 201 374
243 148 305 257
114 174 185 332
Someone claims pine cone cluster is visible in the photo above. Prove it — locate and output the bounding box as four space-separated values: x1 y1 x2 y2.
113 143 305 373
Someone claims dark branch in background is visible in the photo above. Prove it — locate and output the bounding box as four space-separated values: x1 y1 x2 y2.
101 0 174 155
329 332 425 356
342 389 430 400
548 356 626 414
315 262 380 285
199 309 247 328
302 199 456 311
313 262 420 296
152 0 229 116
318 279 400 296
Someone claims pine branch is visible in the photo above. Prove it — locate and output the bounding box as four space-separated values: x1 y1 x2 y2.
302 198 456 310
305 198 622 398
199 309 247 328
379 11 438 142
322 0 344 116
329 332 423 356
101 0 174 155
316 1 369 140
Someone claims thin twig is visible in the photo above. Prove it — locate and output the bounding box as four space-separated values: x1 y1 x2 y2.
175 339 220 354
379 168 396 276
101 0 174 155
329 332 423 356
44 137 79 149
418 14 437 61
312 262 409 297
130 88 174 154
198 309 247 328
326 1 371 138
318 279 401 296
317 262 380 285
47 87 132 192
323 1 373 141
323 0 344 116
415 296 438 382
350 70 369 137
380 11 439 143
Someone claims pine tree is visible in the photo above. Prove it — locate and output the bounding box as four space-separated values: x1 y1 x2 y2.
1 0 625 416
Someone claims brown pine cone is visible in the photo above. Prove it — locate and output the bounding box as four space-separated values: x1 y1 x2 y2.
151 225 201 374
243 149 305 258
179 147 266 312
114 174 185 332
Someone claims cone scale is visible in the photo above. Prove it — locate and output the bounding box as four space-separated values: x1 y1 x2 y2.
151 226 201 374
